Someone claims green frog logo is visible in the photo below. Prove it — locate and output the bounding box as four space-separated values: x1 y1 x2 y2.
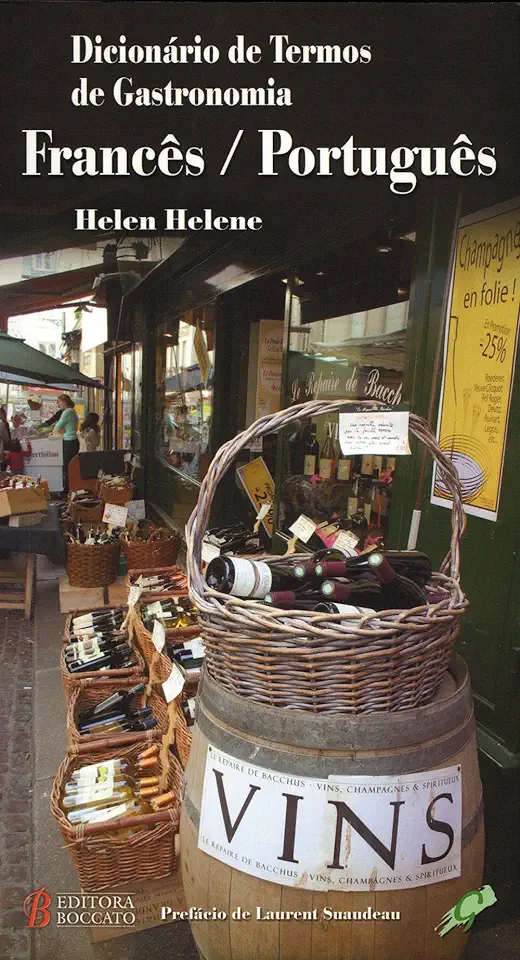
435 885 497 937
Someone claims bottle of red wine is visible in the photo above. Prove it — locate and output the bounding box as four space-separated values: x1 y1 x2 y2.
314 601 377 616
264 590 323 608
320 579 382 607
315 551 432 587
303 424 319 477
366 552 427 609
205 557 301 599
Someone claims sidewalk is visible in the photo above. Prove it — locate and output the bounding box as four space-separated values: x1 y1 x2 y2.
0 559 518 958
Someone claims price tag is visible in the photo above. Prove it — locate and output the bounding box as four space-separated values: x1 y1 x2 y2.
127 499 146 521
102 503 129 527
256 502 271 522
202 541 220 564
128 583 142 607
162 661 185 702
289 514 317 544
184 637 205 659
248 437 263 452
338 409 411 456
334 530 360 557
152 619 166 653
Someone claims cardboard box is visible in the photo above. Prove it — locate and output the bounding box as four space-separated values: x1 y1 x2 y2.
0 483 49 517
59 575 105 613
89 866 186 942
8 511 44 526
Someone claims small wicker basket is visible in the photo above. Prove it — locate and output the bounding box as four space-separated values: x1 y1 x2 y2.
61 609 146 703
127 565 188 602
99 479 134 505
123 532 180 570
69 498 104 524
65 537 121 588
67 681 170 748
186 399 468 715
50 741 182 891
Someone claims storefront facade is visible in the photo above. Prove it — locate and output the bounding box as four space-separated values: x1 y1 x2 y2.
119 178 520 765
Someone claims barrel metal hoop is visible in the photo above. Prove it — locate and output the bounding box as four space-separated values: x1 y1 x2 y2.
200 655 471 753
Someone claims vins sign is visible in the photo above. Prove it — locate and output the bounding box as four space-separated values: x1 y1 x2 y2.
198 746 462 892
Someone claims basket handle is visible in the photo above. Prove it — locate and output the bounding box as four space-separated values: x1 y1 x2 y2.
186 399 465 591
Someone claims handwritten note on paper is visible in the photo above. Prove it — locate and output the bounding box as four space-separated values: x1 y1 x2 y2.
289 514 317 543
162 662 185 702
152 619 166 653
339 411 411 456
102 503 129 527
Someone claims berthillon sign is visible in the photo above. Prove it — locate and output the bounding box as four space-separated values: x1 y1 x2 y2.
198 746 462 893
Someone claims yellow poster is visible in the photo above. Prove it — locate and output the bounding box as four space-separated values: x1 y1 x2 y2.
236 457 275 537
255 319 284 419
432 198 520 521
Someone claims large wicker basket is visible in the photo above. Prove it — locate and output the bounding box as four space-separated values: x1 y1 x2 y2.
186 399 468 715
65 538 121 587
61 609 146 703
67 680 171 748
50 741 182 891
123 532 180 570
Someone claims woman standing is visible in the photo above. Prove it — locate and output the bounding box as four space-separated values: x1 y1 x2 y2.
0 408 11 471
79 412 101 453
53 394 79 495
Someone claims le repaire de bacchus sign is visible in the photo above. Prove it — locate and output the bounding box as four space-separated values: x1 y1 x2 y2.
198 746 462 892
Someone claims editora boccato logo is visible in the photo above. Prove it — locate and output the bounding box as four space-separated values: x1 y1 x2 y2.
23 888 136 928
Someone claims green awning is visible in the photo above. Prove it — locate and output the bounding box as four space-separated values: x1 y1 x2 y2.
0 331 105 389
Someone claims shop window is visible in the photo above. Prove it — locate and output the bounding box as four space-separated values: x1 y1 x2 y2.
277 235 413 546
155 308 215 484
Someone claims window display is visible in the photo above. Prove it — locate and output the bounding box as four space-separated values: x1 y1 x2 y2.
155 310 214 484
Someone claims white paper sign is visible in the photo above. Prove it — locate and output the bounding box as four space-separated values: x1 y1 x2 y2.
184 637 205 659
248 437 263 452
102 503 128 527
127 499 146 521
128 583 142 607
333 530 359 557
202 541 220 564
339 411 411 456
162 662 185 702
289 514 317 544
199 747 462 892
152 619 166 653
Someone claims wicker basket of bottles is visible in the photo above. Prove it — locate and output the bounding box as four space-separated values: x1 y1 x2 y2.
122 530 180 570
61 608 146 703
126 565 188 602
66 679 171 748
65 536 121 588
186 399 468 715
130 611 193 762
99 478 134 505
50 741 182 891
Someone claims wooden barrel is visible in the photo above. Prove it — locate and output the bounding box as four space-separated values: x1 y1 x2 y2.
180 655 484 960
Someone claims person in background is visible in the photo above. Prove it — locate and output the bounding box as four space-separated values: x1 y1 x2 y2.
12 413 28 442
53 394 79 495
4 438 32 474
0 408 11 471
79 412 101 453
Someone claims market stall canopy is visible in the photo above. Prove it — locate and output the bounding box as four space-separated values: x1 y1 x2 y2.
0 332 105 388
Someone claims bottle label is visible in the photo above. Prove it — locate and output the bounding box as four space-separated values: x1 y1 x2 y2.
319 458 332 479
75 783 116 803
373 456 383 472
72 614 94 627
229 559 273 599
332 603 376 615
75 760 116 786
303 455 316 476
337 459 351 480
87 801 133 824
362 456 374 474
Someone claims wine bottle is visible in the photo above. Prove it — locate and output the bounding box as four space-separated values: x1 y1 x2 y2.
78 682 146 724
314 601 377 615
337 453 351 481
69 753 158 785
206 556 300 599
78 706 153 733
319 550 432 587
66 648 137 673
264 591 322 608
320 579 382 607
366 552 427 609
319 431 336 480
303 424 319 476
